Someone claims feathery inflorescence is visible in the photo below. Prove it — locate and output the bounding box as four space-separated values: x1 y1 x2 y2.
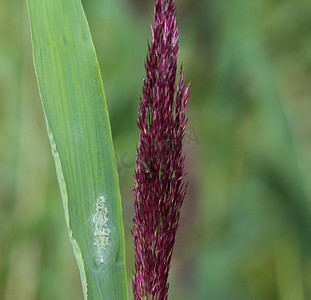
132 0 189 299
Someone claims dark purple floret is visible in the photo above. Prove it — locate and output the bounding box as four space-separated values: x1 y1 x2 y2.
132 0 189 299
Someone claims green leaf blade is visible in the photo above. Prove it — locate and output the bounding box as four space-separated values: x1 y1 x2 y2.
27 0 128 299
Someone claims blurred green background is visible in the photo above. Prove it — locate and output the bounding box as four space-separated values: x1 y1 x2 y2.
1 0 311 299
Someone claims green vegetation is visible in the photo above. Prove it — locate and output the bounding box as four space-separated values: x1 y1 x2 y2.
1 0 311 299
26 0 127 299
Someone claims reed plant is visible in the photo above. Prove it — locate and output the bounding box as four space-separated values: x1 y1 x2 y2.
27 0 188 299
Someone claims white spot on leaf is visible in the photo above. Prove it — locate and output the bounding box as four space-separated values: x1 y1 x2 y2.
92 196 110 263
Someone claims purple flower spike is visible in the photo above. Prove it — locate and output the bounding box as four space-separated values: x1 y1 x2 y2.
132 0 189 299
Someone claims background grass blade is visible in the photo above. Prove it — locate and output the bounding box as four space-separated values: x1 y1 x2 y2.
26 0 127 299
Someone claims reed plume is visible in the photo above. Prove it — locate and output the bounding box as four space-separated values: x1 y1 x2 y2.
132 0 189 299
